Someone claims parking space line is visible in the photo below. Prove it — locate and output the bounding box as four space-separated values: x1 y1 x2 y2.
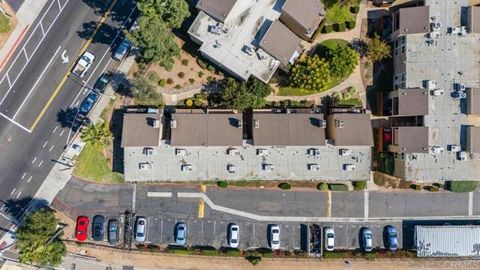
52 126 58 133
468 192 473 216
39 21 45 36
49 145 54 152
6 73 11 87
364 191 369 219
160 218 163 243
198 198 205 219
0 112 32 133
27 176 32 183
16 192 22 199
146 192 172 198
10 188 15 195
22 48 28 60
59 130 65 137
31 157 37 164
43 141 48 148
132 183 136 211
21 172 26 179
38 160 43 167
57 0 63 9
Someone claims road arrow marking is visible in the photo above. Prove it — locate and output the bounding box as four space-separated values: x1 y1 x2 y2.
61 50 69 63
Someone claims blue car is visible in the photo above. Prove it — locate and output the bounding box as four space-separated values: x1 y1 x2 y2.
80 91 100 115
386 225 398 251
113 39 131 61
175 222 186 246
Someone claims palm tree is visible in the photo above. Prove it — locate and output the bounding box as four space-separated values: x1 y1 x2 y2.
80 122 111 149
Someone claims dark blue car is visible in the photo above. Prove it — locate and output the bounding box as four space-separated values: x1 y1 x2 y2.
80 91 100 115
386 225 398 251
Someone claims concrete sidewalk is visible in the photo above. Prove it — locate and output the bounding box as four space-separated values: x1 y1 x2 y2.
0 0 47 70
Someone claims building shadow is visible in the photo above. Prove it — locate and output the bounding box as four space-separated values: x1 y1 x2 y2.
110 108 125 174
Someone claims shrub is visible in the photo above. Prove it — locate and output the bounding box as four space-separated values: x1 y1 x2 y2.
329 184 349 191
194 92 208 100
177 100 185 107
445 181 478 193
428 186 440 192
335 22 347 32
146 71 160 83
167 78 174 84
317 182 328 191
346 20 356 29
322 24 333 33
198 71 204 78
350 5 360 13
177 72 185 78
217 181 228 188
304 100 315 107
206 76 213 82
410 184 423 191
432 183 444 189
186 99 193 107
207 65 216 73
193 99 203 107
189 78 195 84
174 84 182 89
245 254 262 265
181 59 189 66
197 59 208 69
278 182 292 190
158 78 166 87
353 181 367 191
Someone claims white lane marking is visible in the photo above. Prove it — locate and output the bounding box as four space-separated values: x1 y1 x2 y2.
38 160 43 167
22 48 29 60
147 192 172 198
0 112 32 133
0 0 70 106
10 188 15 195
12 46 62 119
468 192 473 216
31 157 37 164
16 192 22 199
364 191 369 218
6 73 12 87
57 0 63 9
49 145 54 152
43 141 48 148
52 126 58 133
0 205 4 211
59 130 65 137
40 21 45 36
21 172 26 179
27 176 32 183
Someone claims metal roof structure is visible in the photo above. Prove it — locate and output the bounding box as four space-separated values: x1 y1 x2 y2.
415 226 480 257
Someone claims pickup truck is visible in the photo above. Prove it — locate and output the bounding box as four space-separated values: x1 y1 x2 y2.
72 51 95 77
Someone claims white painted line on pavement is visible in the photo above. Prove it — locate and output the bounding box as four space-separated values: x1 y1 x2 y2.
38 160 43 167
0 212 14 223
12 46 62 120
10 188 15 195
21 172 26 179
27 176 32 183
59 130 65 137
31 157 37 164
43 141 48 148
49 145 54 152
364 191 369 218
16 192 21 199
0 112 32 133
132 183 136 211
469 192 473 216
147 192 172 198
52 126 58 133
6 73 12 87
39 21 45 36
22 48 28 61
0 205 4 211
57 0 63 9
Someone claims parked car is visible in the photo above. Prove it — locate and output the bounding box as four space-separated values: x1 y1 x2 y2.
135 217 147 242
79 91 100 115
324 227 335 251
386 225 398 251
92 73 111 93
361 228 373 252
269 225 280 250
75 216 89 242
228 224 239 248
92 215 105 241
175 222 186 245
113 39 131 61
108 219 119 245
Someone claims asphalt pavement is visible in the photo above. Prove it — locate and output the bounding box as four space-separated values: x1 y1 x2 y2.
0 0 138 239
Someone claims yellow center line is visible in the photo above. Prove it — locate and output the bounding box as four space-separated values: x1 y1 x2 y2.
198 184 207 218
30 0 118 131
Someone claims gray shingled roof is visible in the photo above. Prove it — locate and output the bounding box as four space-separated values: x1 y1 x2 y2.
467 88 480 115
392 88 429 116
393 126 429 153
467 126 480 153
260 21 302 67
281 0 324 35
121 113 162 147
327 114 373 146
196 0 237 23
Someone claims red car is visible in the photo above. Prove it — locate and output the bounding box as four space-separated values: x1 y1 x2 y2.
76 216 89 241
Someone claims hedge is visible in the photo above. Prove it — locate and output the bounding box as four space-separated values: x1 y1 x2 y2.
317 182 329 191
410 184 422 191
217 181 228 188
352 181 367 191
193 100 203 107
346 20 356 29
329 183 348 191
334 22 347 32
194 92 208 100
445 181 478 193
278 182 292 190
350 5 360 13
197 59 208 69
322 24 333 33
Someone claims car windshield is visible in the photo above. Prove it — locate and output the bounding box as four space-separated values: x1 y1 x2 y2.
365 234 372 240
389 231 397 237
232 227 238 231
231 239 237 243
273 229 279 234
81 56 90 62
272 240 279 244
139 220 145 225
327 233 334 238
137 232 144 237
110 227 117 232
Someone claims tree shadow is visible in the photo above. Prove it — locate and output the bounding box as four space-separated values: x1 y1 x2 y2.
111 71 132 97
0 196 49 222
56 107 90 132
77 21 121 47
82 0 138 24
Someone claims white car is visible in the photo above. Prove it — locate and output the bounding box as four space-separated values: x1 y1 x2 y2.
72 51 95 77
228 224 240 248
135 217 147 242
270 225 280 250
324 227 335 251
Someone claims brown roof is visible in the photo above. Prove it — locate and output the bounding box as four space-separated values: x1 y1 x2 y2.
171 110 243 146
260 21 302 67
392 6 430 37
468 6 480 33
467 88 480 115
196 0 237 23
467 126 480 153
121 113 162 147
252 111 326 146
327 114 373 146
391 88 429 116
281 0 324 36
392 126 429 154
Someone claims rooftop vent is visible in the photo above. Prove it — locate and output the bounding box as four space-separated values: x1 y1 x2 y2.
254 119 260 128
181 164 193 172
143 148 155 156
308 163 320 171
237 120 243 128
170 120 177 129
262 164 275 172
227 164 236 173
153 120 161 128
139 163 151 171
335 120 344 128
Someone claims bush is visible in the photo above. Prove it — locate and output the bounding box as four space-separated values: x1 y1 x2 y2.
0 14 10 33
432 183 444 189
181 59 189 66
322 24 333 33
410 184 423 191
278 182 292 190
207 65 216 73
317 182 328 191
206 76 213 82
167 78 174 84
174 84 182 89
427 186 440 192
346 20 356 29
177 72 185 78
189 78 195 84
194 92 208 100
146 71 160 83
158 78 166 87
445 181 478 193
245 254 262 265
198 71 204 78
350 5 360 13
177 100 185 107
329 183 348 191
186 99 193 107
353 181 367 191
221 248 241 257
335 22 347 32
197 59 208 69
193 99 203 107
217 180 228 188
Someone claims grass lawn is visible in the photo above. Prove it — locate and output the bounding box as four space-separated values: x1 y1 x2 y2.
278 76 343 96
336 97 362 106
73 144 124 184
324 4 354 25
0 14 10 33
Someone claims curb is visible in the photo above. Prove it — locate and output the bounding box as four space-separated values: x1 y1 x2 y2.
0 24 29 72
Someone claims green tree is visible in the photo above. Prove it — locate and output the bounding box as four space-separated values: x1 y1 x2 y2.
289 55 332 91
130 75 164 106
16 209 66 267
247 79 271 98
327 45 359 79
126 16 180 69
220 78 254 112
365 34 391 63
136 0 190 29
81 122 111 149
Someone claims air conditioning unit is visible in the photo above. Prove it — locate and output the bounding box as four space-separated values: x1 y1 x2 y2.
170 120 177 129
457 151 468 161
253 119 260 128
319 120 327 128
307 148 320 157
426 80 437 90
428 31 440 39
340 149 352 156
429 145 444 154
257 148 269 156
139 163 151 170
181 164 192 172
143 147 155 155
227 164 236 173
335 120 344 128
262 164 275 171
237 120 243 128
432 89 444 96
227 148 240 155
153 120 161 128
308 163 320 171
449 145 461 152
176 148 188 156
343 164 356 171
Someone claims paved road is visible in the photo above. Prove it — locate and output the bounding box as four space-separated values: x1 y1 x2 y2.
0 0 137 238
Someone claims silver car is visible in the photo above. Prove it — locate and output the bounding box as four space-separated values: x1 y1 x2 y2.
228 224 240 248
135 217 147 242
